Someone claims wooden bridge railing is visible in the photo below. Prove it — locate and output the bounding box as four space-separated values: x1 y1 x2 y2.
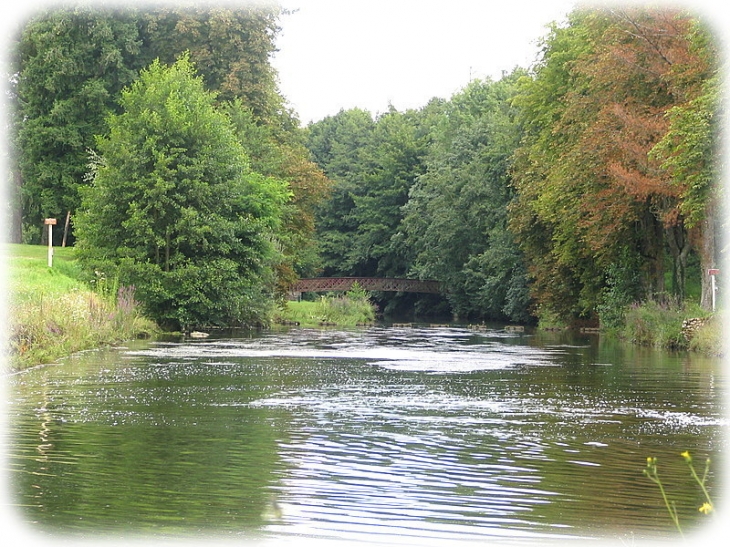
292 277 441 294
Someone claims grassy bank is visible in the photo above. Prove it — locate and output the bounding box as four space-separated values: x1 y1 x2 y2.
4 244 157 371
274 285 377 328
613 300 722 356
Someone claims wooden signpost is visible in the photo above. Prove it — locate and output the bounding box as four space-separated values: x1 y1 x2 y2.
44 218 57 267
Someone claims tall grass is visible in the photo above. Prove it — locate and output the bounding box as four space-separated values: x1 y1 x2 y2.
4 244 157 371
620 299 720 354
275 283 376 327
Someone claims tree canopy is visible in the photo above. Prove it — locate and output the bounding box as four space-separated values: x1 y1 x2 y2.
304 6 720 324
509 7 721 324
11 7 142 243
75 57 288 329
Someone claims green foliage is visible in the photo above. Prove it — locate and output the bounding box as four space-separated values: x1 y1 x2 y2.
307 105 443 315
307 108 377 275
596 257 643 329
12 5 719 332
510 7 721 324
651 74 721 228
11 7 143 242
75 57 288 329
402 74 531 322
224 101 333 292
10 5 297 247
138 6 287 125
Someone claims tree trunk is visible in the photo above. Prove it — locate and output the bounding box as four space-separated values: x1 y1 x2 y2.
640 204 665 299
697 201 718 311
9 170 24 243
665 223 690 302
62 210 71 247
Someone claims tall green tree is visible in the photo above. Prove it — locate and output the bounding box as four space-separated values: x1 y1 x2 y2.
138 6 330 294
509 10 606 323
11 4 307 252
75 57 288 329
307 108 377 276
11 6 142 243
138 5 289 127
307 105 446 315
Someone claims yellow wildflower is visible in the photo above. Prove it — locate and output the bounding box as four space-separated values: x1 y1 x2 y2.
699 502 713 514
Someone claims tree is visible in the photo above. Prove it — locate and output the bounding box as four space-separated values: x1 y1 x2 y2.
306 105 446 315
11 4 297 246
11 6 142 243
138 5 288 126
403 75 530 322
650 21 722 310
510 7 720 324
74 57 288 329
306 108 377 276
224 101 332 295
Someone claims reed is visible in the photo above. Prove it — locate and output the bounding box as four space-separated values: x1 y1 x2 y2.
620 299 720 354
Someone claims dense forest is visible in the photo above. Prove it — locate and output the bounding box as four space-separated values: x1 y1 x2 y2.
6 4 722 330
306 7 721 326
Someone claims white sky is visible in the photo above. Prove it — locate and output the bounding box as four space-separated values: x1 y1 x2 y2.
271 0 729 124
272 0 577 124
3 1 727 126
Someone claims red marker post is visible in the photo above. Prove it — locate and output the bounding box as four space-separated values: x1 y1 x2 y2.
708 268 719 311
44 218 57 267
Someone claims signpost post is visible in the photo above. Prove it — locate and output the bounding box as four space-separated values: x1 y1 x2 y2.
44 218 57 268
708 268 720 312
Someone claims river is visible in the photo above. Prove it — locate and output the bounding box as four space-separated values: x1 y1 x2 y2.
5 325 726 545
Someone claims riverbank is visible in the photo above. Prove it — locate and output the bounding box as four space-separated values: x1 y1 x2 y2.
274 286 377 328
4 243 720 370
610 300 722 356
4 244 157 372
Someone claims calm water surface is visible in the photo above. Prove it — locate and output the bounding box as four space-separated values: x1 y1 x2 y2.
5 325 726 544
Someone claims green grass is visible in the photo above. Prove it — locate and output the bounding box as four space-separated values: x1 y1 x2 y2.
4 243 157 371
6 245 85 301
274 288 377 328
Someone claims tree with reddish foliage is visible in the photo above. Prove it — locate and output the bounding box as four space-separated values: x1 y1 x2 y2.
511 7 720 325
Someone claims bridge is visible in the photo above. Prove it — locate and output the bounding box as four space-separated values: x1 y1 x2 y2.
292 277 442 294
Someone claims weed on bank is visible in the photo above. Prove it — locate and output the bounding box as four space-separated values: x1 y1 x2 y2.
4 244 157 371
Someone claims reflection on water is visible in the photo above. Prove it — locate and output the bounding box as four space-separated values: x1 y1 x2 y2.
5 325 726 544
